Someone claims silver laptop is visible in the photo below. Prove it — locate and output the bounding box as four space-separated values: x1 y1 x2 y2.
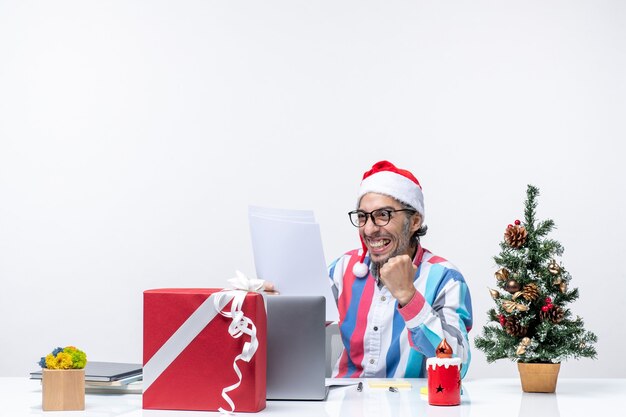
266 295 328 400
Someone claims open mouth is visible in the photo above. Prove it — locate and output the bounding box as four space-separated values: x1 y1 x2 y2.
367 238 391 253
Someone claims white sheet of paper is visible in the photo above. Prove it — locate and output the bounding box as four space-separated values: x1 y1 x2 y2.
249 205 316 222
248 207 338 321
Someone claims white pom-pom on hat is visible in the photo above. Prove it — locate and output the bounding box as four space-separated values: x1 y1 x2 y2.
353 236 369 278
353 261 369 278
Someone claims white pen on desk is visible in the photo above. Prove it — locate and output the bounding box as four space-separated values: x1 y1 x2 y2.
357 382 363 392
389 386 398 393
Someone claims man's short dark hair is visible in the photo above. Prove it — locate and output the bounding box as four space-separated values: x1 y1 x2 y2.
399 201 428 243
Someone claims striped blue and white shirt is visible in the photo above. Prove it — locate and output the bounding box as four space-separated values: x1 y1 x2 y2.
328 245 473 378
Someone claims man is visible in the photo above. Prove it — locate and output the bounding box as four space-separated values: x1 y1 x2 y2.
328 160 472 378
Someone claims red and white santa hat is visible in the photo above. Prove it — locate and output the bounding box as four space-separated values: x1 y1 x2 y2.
353 160 425 278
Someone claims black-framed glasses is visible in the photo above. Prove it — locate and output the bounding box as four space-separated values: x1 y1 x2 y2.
348 208 416 228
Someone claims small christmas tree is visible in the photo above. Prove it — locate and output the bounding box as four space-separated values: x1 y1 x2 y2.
475 185 597 363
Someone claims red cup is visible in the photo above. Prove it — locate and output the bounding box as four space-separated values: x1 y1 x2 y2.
426 357 461 406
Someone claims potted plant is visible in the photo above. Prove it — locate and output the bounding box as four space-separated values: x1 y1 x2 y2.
475 185 597 392
38 346 87 411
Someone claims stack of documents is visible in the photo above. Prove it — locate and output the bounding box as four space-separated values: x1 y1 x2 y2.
248 206 338 321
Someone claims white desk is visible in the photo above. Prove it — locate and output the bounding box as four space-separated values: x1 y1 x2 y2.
2 378 624 417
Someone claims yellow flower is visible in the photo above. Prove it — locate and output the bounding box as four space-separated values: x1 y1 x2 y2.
44 354 55 369
45 352 73 369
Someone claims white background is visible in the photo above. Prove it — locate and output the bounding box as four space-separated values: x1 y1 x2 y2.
1 0 624 378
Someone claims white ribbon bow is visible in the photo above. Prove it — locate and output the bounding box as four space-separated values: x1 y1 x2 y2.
213 285 260 414
228 270 265 292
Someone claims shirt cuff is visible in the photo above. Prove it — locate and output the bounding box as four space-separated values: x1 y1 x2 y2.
398 289 426 324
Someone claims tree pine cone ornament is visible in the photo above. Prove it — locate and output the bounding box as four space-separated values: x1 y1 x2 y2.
540 306 565 323
521 283 539 301
504 224 528 248
504 319 528 336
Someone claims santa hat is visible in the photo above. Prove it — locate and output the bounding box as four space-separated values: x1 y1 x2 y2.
352 160 425 278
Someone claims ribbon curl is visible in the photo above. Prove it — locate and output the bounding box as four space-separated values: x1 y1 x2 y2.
213 288 260 414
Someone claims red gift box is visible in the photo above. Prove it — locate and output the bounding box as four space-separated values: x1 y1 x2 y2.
143 288 266 412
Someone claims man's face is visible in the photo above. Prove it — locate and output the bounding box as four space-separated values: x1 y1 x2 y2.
358 193 421 270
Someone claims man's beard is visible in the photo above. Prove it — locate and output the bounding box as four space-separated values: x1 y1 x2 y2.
370 218 414 280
